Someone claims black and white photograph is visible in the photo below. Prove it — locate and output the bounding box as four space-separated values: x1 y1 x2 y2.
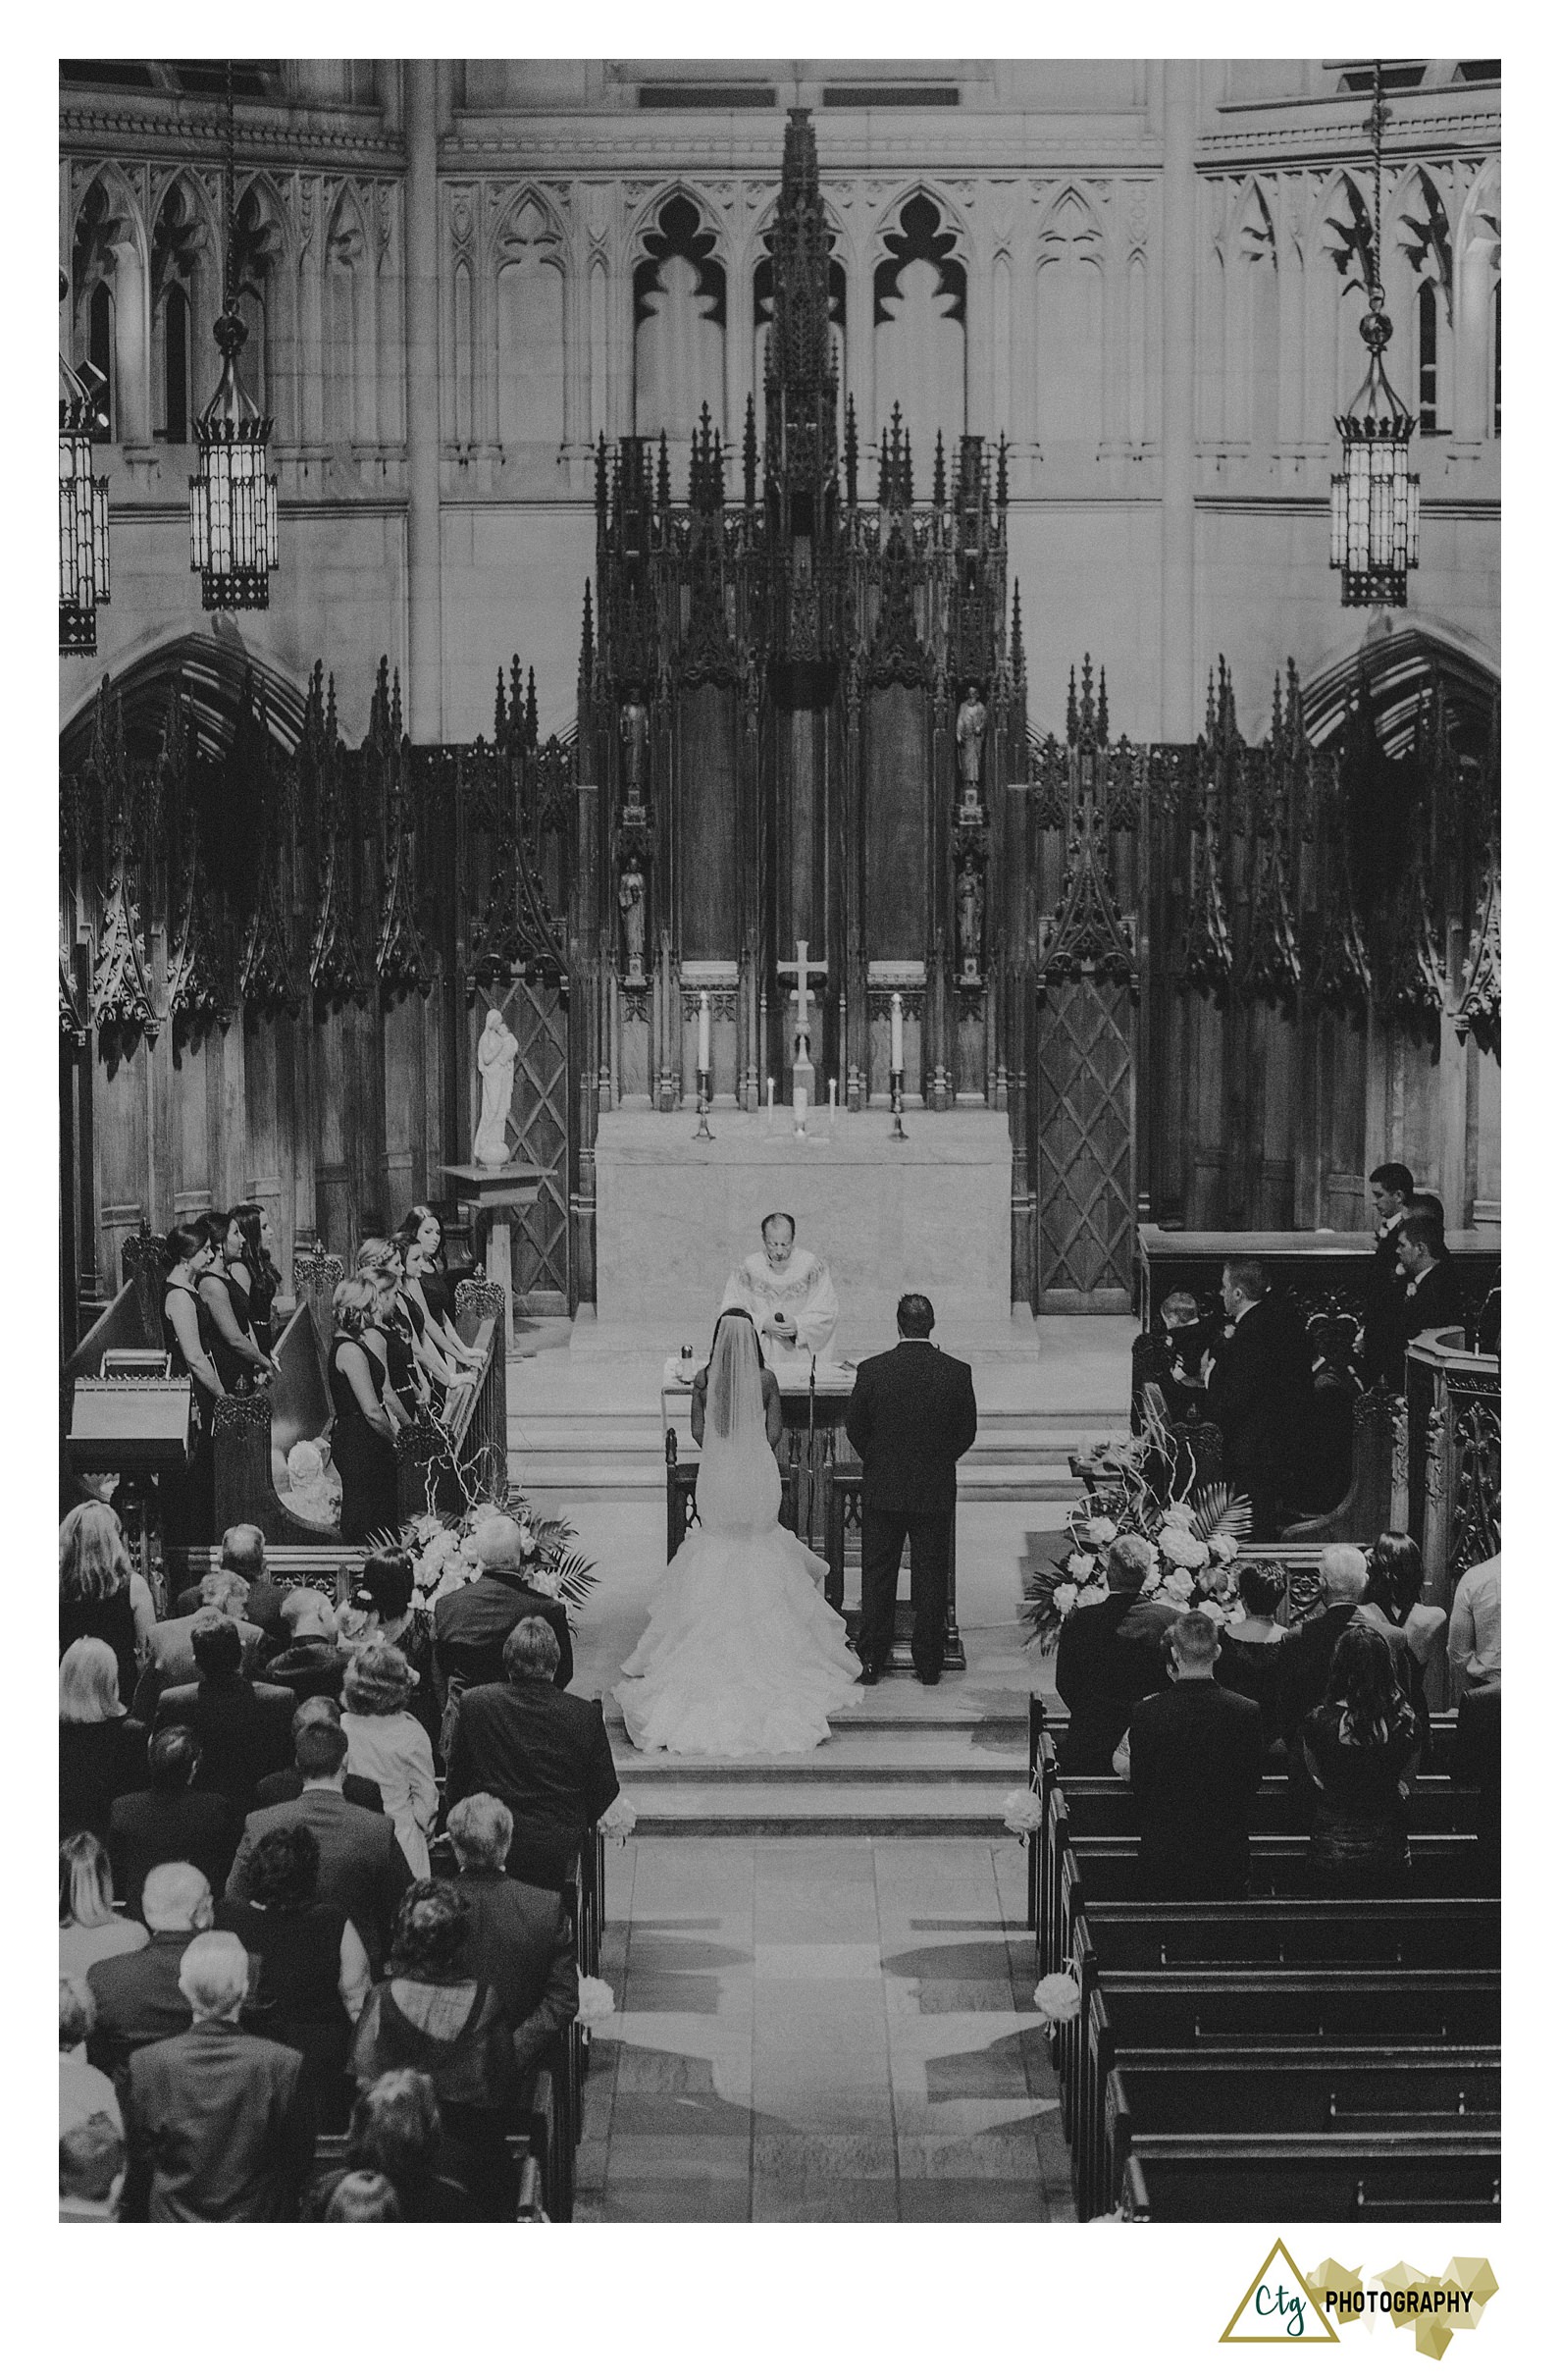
50 21 1514 2284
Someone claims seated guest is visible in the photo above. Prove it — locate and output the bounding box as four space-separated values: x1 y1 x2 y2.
60 1832 148 1982
329 1276 403 1541
60 1978 124 2136
1201 1260 1310 1534
434 1510 574 1731
85 1862 214 2087
344 1551 439 1748
149 1615 297 1813
60 2115 127 2224
324 2170 402 2220
251 1696 386 1813
107 1726 240 1922
1358 1530 1445 1753
227 1719 413 1978
175 1523 286 1639
131 1570 266 1721
446 1793 579 2085
351 1882 522 2216
1115 1611 1265 1899
1054 1533 1157 1772
1451 1678 1500 1887
1358 1162 1415 1387
1390 1212 1464 1384
60 1639 148 1840
1214 1561 1290 1744
217 1822 370 2130
342 1642 438 1879
1274 1543 1376 1747
1448 1550 1501 1698
262 1586 349 1702
124 1930 314 2222
316 2068 480 2223
445 1616 619 1890
1297 1626 1420 1888
60 1502 156 1707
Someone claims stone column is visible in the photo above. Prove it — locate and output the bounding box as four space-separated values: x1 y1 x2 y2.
404 60 443 741
1159 60 1198 741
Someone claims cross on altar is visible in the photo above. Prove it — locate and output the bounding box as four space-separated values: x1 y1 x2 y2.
777 938 828 1065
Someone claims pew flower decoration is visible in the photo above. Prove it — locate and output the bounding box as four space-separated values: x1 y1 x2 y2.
375 1492 598 1611
576 1974 616 2031
1020 1444 1251 1654
1032 1965 1082 2031
1002 1787 1045 1839
598 1794 638 1844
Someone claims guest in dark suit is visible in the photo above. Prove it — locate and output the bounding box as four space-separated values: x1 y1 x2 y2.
1358 1163 1414 1387
1450 1679 1500 1888
844 1293 979 1684
130 1572 267 1722
124 1932 315 2221
1202 1260 1310 1536
225 1719 413 1976
1390 1214 1464 1386
446 1793 578 2084
85 1862 214 2087
261 1587 349 1703
172 1523 288 1643
1274 1542 1377 1747
1118 1610 1265 1898
150 1617 296 1814
107 1726 239 1922
433 1510 573 1736
1054 1533 1159 1772
251 1694 387 1813
445 1617 619 1890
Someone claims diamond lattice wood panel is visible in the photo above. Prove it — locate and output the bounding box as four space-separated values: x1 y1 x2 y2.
507 981 570 1307
1035 976 1135 1303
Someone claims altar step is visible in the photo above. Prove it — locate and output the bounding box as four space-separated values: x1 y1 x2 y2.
509 1412 1118 1503
604 1704 1030 1836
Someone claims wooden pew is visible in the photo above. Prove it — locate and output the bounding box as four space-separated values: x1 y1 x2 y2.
212 1297 340 1547
1101 2046 1500 2221
1120 2136 1499 2223
1281 1383 1397 1545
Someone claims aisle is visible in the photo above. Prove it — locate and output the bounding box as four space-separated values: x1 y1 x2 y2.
577 1833 1070 2222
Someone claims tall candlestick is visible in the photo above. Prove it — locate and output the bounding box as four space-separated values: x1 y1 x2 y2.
697 989 710 1072
890 991 904 1072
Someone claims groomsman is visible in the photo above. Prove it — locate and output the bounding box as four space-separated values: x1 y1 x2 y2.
1358 1162 1414 1387
845 1295 978 1685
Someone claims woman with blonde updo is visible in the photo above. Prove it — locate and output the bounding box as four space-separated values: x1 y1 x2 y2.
330 1278 401 1541
342 1640 438 1878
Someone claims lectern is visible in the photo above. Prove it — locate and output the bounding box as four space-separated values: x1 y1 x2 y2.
441 1162 548 1353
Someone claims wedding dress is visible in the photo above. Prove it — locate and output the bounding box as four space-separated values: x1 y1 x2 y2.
616 1312 863 1757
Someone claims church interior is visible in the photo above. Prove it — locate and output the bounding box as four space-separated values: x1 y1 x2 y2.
59 55 1501 2236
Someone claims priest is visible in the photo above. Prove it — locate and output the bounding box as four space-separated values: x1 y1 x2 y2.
721 1212 840 1369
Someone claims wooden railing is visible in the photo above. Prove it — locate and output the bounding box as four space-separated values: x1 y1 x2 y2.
395 1278 508 1521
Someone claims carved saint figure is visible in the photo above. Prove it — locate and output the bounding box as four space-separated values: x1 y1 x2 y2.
474 1005 519 1169
619 863 647 983
621 691 649 793
958 858 984 979
956 686 987 795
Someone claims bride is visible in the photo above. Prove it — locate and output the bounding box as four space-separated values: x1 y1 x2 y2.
616 1309 864 1757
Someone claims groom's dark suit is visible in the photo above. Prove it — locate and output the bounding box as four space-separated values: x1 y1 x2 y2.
845 1334 978 1679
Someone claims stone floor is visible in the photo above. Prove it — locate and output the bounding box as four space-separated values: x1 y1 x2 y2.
578 1832 1071 2222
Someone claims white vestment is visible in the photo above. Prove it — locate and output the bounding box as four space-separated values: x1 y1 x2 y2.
720 1246 839 1367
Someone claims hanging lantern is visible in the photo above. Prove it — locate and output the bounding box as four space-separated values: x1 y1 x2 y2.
188 62 278 611
60 310 110 657
1330 293 1421 607
1329 62 1420 610
189 304 278 610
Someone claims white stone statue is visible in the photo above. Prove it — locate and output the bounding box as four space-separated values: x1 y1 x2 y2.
474 1005 519 1169
957 686 987 794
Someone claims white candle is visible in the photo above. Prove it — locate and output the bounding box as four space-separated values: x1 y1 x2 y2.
767 1075 774 1119
890 992 904 1072
697 990 710 1072
829 1076 837 1117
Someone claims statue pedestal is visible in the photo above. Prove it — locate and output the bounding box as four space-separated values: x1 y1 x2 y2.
441 1162 547 1354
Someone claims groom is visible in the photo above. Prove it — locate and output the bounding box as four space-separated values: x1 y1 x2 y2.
845 1294 978 1685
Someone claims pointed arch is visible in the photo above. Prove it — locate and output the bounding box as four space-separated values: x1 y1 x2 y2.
495 185 567 450
1034 185 1104 452
633 188 727 445
324 180 373 443
71 164 152 445
872 187 966 480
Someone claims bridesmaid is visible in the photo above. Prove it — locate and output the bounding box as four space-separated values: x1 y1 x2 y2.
196 1211 279 1393
397 1206 472 1343
162 1223 228 1544
356 1249 425 1425
398 1225 484 1379
231 1201 284 1357
329 1279 402 1542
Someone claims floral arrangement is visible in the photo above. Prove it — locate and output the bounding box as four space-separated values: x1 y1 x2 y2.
1032 1965 1083 2029
1002 1787 1045 1840
372 1493 598 1612
576 1974 617 2031
1021 1441 1251 1655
